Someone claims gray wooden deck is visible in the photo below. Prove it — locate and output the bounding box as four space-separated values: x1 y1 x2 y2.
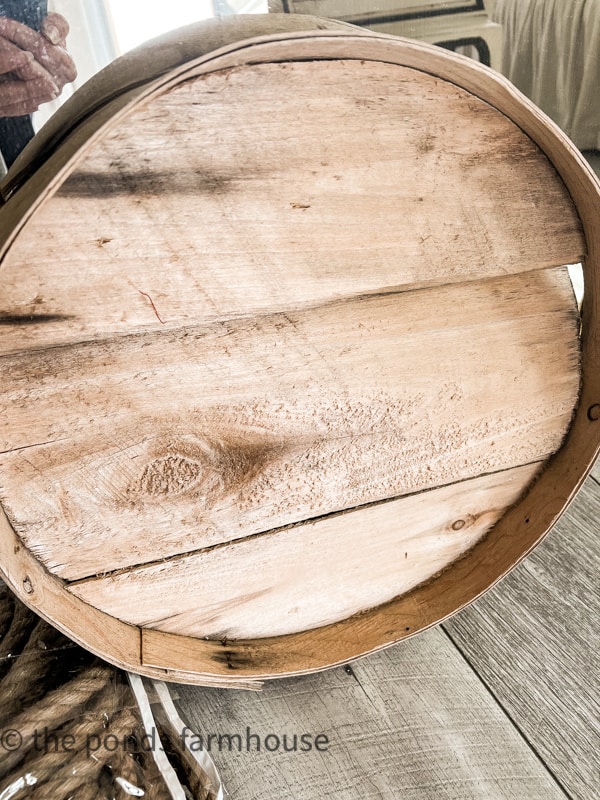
173 470 600 800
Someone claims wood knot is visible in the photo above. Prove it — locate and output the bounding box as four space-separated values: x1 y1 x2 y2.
450 514 480 531
138 455 206 497
130 432 282 504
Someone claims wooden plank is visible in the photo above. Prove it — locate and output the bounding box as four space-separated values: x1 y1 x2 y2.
444 475 600 800
0 506 141 671
0 269 579 582
1 15 361 200
171 627 569 800
0 59 584 354
70 462 540 639
0 510 262 689
0 25 597 682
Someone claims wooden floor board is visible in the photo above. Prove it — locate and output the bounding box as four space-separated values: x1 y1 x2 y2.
444 474 600 800
174 628 567 800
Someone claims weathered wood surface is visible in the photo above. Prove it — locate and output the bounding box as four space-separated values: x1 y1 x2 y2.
169 471 600 798
0 505 264 690
0 23 598 680
0 269 579 586
444 474 600 800
173 627 569 800
0 61 584 354
0 264 579 639
1 15 361 201
69 463 540 638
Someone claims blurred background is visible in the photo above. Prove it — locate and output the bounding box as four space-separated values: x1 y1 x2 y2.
25 1 598 175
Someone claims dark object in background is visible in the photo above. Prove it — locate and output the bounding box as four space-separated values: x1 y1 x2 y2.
0 0 48 168
0 0 47 28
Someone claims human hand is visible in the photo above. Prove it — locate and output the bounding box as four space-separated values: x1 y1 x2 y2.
0 13 76 117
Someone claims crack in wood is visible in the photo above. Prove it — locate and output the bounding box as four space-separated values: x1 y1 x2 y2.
0 438 69 457
0 265 580 362
344 663 377 707
65 457 546 587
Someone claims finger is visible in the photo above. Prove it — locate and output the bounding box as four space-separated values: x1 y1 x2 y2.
0 76 59 115
0 95 41 115
0 35 34 75
22 43 75 88
31 46 78 89
41 13 70 46
0 16 45 51
0 17 76 85
32 43 77 88
47 46 77 86
6 75 58 105
12 56 59 95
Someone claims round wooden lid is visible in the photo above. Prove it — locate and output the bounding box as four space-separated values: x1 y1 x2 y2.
1 18 599 686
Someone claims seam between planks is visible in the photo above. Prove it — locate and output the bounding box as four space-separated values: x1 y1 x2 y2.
0 263 582 362
440 625 575 800
64 458 547 587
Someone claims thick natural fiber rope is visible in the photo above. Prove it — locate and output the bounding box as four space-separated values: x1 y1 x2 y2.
11 683 172 799
106 708 152 790
0 587 14 640
0 618 79 727
12 679 129 788
0 585 193 798
0 599 38 680
0 662 113 777
107 707 173 800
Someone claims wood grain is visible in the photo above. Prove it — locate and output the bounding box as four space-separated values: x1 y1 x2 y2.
0 24 597 681
0 506 263 690
1 15 361 201
173 629 569 800
0 59 584 354
0 269 579 583
69 463 541 639
444 475 600 800
0 506 141 672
